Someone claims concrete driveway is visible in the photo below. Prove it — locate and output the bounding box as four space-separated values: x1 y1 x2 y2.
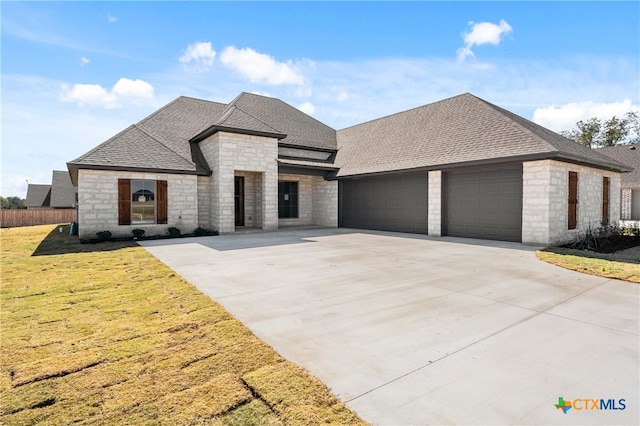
141 228 639 425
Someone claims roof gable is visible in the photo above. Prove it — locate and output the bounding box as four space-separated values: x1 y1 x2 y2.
26 184 51 208
50 170 77 208
335 93 628 177
227 93 337 150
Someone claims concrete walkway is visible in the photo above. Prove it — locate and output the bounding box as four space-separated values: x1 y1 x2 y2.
141 228 639 425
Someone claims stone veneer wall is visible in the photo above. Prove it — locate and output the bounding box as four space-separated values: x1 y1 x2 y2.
620 188 632 220
522 159 621 246
312 177 338 227
197 176 211 228
199 132 278 233
427 171 441 236
77 169 198 239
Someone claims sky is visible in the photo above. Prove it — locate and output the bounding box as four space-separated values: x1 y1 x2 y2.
2 1 639 198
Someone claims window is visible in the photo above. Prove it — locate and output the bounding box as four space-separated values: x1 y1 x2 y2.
118 179 167 225
568 172 578 230
602 177 610 224
278 181 298 218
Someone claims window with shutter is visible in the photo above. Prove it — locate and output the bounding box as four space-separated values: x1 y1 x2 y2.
568 172 578 230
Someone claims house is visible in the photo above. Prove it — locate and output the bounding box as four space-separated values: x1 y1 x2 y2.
67 93 629 245
25 184 52 209
25 170 77 209
597 143 640 221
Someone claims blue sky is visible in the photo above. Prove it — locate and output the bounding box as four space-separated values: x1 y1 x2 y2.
2 1 639 197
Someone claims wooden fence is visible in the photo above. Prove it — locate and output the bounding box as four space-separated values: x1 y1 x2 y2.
1 209 76 228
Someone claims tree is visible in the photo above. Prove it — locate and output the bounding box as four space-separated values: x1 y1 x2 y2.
0 196 26 209
561 111 640 148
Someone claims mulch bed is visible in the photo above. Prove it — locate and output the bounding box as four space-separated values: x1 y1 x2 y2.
562 235 640 254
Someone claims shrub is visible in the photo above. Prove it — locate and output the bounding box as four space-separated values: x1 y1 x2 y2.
168 227 181 237
570 225 597 251
132 229 146 238
193 226 218 236
95 230 112 241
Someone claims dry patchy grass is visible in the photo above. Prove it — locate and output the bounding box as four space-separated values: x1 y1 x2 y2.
536 246 640 283
1 225 366 425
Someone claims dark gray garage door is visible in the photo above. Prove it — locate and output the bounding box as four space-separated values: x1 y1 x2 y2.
339 174 428 233
445 166 523 242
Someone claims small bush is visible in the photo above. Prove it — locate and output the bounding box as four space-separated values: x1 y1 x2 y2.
95 230 112 241
570 225 597 251
132 229 146 238
193 226 216 236
168 227 181 237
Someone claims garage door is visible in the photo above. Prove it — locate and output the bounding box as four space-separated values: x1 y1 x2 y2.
632 189 640 220
339 174 428 233
445 166 522 242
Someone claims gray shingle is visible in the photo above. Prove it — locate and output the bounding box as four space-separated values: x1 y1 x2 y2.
225 93 337 150
335 93 628 177
50 170 77 208
25 184 51 208
596 143 640 187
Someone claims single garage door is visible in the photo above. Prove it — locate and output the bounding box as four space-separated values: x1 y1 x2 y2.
339 174 428 233
445 165 523 242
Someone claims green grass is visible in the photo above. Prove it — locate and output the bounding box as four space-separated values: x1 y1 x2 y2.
536 245 640 283
0 225 365 425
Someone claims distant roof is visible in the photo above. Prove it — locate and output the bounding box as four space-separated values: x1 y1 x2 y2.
50 170 77 208
25 184 51 208
596 143 640 188
335 93 629 177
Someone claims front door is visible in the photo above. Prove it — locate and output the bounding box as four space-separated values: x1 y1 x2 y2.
234 176 244 227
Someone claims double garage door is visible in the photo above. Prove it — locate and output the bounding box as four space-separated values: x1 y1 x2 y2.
339 165 523 241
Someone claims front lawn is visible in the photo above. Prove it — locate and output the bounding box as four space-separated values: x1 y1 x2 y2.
0 225 365 425
536 246 640 283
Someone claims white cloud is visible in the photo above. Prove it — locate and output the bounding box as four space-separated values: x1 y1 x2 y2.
112 78 154 99
107 14 118 23
60 78 155 108
297 101 315 115
80 57 90 66
337 90 349 103
179 41 216 71
532 99 640 132
220 46 306 86
457 19 512 62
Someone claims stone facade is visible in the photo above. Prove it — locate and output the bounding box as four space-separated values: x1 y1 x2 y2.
427 171 441 236
199 132 279 233
621 188 632 220
522 159 621 246
77 169 198 239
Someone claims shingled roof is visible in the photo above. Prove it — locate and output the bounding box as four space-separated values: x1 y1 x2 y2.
335 93 629 177
596 143 640 187
50 170 77 208
25 184 51 208
68 93 337 183
192 92 337 150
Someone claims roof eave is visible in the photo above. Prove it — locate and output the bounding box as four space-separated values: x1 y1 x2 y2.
191 125 287 143
67 163 207 184
334 152 630 180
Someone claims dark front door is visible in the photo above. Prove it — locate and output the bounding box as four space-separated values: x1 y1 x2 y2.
235 176 244 227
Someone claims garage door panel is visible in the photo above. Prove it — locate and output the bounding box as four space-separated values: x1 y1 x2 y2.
340 174 429 234
446 166 523 242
